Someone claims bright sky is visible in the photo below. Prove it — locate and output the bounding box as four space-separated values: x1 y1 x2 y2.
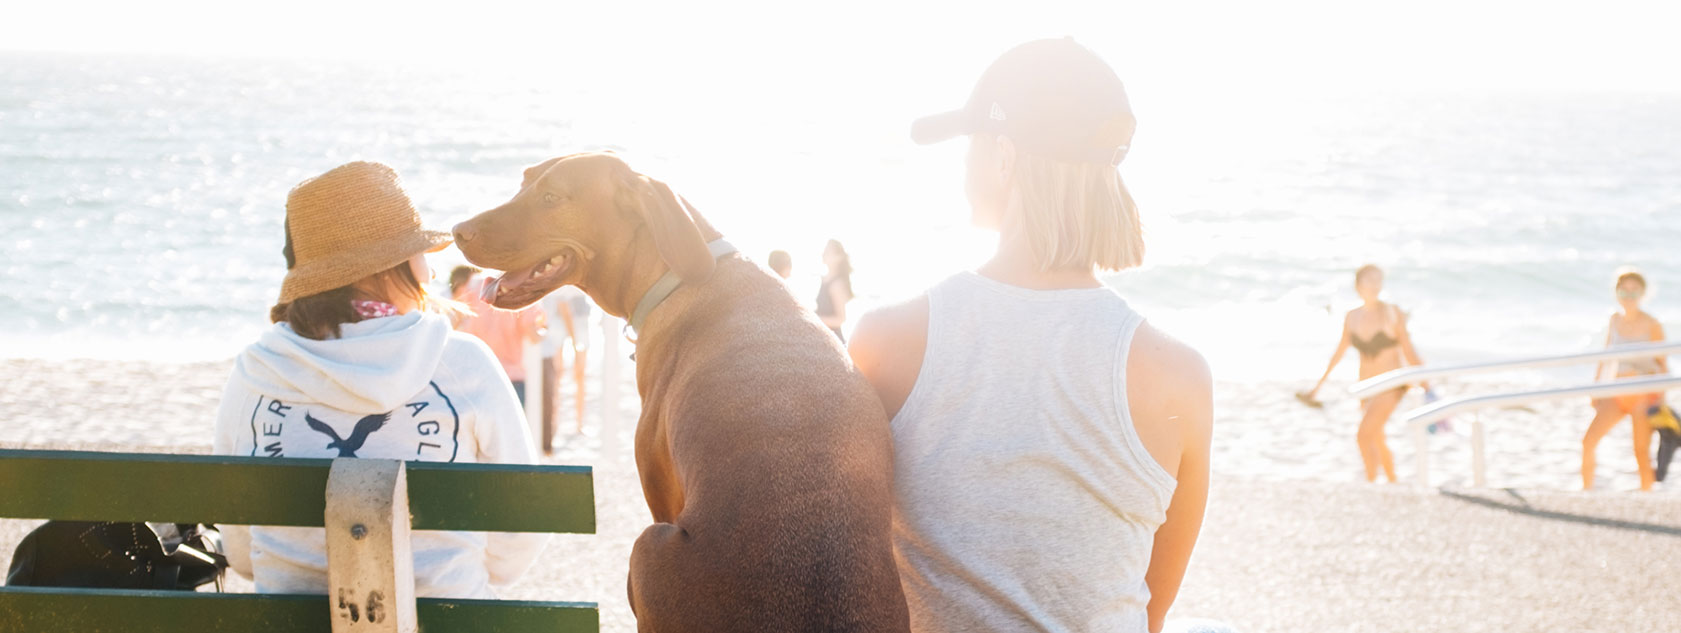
7 0 1681 94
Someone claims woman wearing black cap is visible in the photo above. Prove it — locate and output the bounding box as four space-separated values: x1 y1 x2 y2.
850 39 1220 633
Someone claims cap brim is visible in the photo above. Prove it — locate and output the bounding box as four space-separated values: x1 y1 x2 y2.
910 109 971 145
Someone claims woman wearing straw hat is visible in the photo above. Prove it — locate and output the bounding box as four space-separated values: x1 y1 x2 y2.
212 161 547 598
849 39 1221 633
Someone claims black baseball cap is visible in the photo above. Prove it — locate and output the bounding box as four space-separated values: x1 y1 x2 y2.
911 37 1136 166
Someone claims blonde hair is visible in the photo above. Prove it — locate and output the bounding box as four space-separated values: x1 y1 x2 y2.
1355 264 1383 286
1614 265 1647 291
1006 153 1143 272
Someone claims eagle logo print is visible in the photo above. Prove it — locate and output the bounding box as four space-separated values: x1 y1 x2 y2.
305 412 390 457
251 388 459 461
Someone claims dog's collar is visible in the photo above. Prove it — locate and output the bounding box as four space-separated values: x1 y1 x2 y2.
625 239 738 344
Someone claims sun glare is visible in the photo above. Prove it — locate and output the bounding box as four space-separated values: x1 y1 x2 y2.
6 2 1681 631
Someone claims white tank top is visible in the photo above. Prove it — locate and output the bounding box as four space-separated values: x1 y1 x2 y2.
1609 325 1662 375
891 272 1176 633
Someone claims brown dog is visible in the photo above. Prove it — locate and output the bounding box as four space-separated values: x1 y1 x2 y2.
453 153 909 632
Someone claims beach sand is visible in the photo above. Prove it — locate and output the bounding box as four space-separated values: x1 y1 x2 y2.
3 358 1678 631
1217 376 1662 491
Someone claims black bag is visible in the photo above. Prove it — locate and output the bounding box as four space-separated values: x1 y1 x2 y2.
1657 426 1679 483
1648 404 1681 483
6 521 227 591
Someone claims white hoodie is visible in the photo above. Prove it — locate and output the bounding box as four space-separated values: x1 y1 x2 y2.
213 311 548 599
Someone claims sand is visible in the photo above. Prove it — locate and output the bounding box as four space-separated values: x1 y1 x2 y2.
3 357 1678 631
1217 376 1662 491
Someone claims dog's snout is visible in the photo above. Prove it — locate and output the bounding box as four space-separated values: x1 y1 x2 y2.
452 222 477 245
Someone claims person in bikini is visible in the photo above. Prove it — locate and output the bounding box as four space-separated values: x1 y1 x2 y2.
1582 267 1665 491
1298 264 1426 483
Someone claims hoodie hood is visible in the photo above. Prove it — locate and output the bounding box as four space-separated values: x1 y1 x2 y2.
235 311 453 414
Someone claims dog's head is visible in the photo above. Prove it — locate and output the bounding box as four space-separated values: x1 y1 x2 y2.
453 152 717 310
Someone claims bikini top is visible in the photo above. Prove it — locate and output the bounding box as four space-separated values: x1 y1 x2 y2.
1350 305 1401 358
1350 330 1399 358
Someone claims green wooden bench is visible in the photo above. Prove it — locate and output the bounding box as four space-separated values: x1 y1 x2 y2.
0 449 598 632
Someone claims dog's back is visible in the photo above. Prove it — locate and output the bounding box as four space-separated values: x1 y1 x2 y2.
450 153 908 631
628 257 909 632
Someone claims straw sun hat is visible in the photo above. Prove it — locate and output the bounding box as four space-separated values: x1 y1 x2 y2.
277 161 452 304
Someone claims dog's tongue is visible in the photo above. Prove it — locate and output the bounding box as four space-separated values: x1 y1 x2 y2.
474 254 568 309
479 276 504 303
481 263 539 303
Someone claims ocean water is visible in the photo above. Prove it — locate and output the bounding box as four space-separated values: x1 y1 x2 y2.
3 52 1680 387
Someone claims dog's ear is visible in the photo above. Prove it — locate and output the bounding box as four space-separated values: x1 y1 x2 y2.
617 175 715 283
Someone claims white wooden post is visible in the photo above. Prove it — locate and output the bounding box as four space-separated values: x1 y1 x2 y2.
1413 422 1431 488
601 313 622 462
325 459 417 633
1471 413 1487 488
524 339 544 443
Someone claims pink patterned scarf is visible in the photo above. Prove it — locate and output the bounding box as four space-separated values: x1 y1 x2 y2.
352 300 399 319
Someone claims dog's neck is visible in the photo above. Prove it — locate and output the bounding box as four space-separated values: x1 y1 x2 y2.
580 224 725 325
579 231 665 321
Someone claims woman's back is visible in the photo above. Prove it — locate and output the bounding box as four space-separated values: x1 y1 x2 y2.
890 272 1175 632
214 311 546 598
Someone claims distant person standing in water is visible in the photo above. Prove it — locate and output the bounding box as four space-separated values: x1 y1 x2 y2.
1298 264 1426 483
767 249 793 279
1583 267 1664 491
816 239 853 341
850 39 1218 633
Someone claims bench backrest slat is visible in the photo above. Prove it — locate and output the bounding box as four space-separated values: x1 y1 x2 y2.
0 587 599 633
0 450 594 533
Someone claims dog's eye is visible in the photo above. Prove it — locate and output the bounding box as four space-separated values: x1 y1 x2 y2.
542 192 561 205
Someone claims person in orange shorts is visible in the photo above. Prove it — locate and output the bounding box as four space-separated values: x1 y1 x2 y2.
1583 267 1666 491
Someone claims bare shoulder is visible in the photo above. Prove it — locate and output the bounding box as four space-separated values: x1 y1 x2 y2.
849 295 929 357
1126 322 1213 475
847 295 931 419
1129 323 1212 416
